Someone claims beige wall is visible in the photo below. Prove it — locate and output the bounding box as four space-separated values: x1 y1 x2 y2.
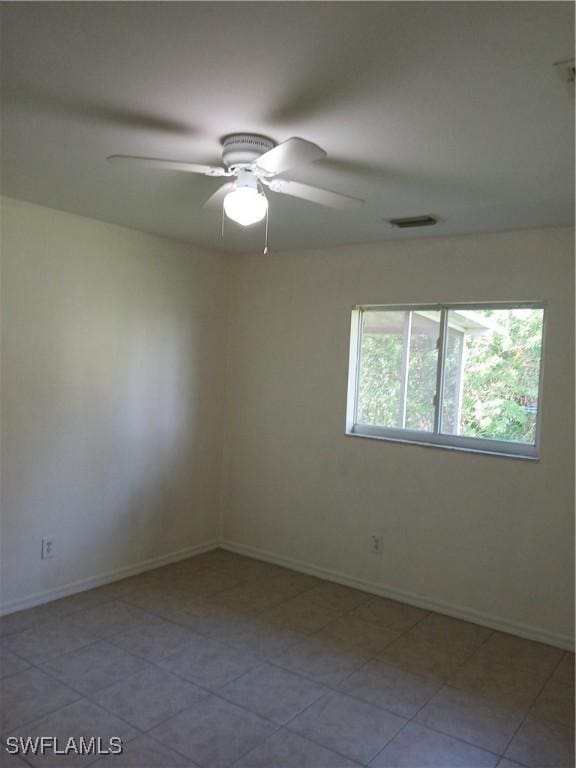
0 197 229 607
222 228 575 646
1 198 573 647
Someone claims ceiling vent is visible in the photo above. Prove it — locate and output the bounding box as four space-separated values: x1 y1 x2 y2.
388 215 439 229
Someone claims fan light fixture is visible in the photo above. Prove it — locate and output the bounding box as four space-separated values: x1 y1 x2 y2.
223 170 268 226
108 134 365 250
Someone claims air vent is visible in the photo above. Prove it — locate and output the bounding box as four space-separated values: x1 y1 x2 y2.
388 215 439 229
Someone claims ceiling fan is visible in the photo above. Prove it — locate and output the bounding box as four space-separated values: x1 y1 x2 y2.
107 134 364 231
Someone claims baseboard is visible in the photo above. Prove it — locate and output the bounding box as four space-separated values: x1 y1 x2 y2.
4 536 573 651
0 539 219 616
220 539 575 651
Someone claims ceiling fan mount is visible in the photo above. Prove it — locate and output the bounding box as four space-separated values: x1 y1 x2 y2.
221 133 275 171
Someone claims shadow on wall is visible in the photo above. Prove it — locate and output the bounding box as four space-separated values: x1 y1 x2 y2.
16 306 204 579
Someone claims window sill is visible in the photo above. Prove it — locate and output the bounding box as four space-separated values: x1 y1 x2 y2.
345 429 540 461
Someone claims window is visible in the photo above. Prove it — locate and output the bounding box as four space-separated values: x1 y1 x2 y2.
346 304 545 458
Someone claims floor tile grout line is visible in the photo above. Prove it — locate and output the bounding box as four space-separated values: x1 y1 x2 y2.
267 654 371 693
95 672 288 768
366 638 519 766
259 652 487 749
315 601 437 682
279 686 406 767
363 638 482 768
279 727 368 766
141 725 225 767
364 716 417 767
103 581 373 666
312 608 439 698
81 650 289 737
229 726 366 768
99 571 334 641
1 588 450 680
265 621 528 763
0 589 560 679
276 688 333 730
0 639 41 666
1 737 38 768
243 594 435 694
141 660 307 733
223 726 284 768
7 637 113 670
0 588 516 758
126 637 433 760
0 685 84 741
378 687 505 763
1 556 421 654
216 678 327 728
3 561 269 632
101 603 304 708
2 645 164 743
11 659 144 733
400 623 494 719
399 666 561 762
103 635 195 664
2 552 572 767
0 669 34 684
72 654 177 699
498 648 571 761
415 680 555 757
0 617 106 662
86 679 219 743
44 694 142 753
1 678 569 763
328 676 503 761
388 622 551 760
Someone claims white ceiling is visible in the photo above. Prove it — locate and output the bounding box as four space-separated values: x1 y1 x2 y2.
0 2 573 253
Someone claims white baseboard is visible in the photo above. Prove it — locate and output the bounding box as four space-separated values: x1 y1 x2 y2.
220 539 575 652
0 539 219 616
3 535 573 652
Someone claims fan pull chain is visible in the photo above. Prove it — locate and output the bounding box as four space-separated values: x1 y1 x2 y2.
264 204 269 255
221 205 225 238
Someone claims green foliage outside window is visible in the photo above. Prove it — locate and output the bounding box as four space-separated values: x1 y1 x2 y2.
456 309 542 443
357 308 543 444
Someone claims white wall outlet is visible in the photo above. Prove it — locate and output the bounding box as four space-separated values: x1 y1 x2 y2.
370 534 383 555
41 536 55 560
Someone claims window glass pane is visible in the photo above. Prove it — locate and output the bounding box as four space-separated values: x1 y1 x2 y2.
357 310 405 428
441 326 465 434
405 312 441 432
440 308 544 444
357 309 440 431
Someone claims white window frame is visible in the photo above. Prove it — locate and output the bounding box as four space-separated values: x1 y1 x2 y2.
346 302 546 460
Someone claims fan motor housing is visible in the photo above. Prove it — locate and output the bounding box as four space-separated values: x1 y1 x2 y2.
221 134 275 168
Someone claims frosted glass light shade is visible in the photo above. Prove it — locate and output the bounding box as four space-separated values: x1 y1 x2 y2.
223 187 268 226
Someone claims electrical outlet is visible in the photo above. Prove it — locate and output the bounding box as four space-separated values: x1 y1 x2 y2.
41 536 55 560
370 534 383 555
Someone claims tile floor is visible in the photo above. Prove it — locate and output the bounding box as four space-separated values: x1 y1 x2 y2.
0 549 573 768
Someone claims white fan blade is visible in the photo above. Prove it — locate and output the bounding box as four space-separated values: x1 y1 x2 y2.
107 155 228 177
268 179 363 210
254 138 326 175
202 182 234 209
